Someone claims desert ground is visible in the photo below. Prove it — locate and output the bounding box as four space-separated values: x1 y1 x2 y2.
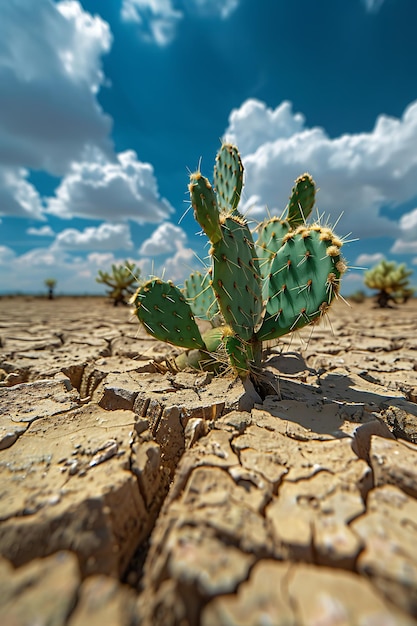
0 294 417 625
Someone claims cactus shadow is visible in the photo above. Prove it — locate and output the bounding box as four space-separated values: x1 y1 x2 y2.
261 355 416 440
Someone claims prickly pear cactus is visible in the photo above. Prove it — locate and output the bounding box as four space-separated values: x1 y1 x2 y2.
133 142 347 378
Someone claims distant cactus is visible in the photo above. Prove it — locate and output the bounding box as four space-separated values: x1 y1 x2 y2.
364 260 414 308
96 261 140 306
133 143 347 379
44 278 57 300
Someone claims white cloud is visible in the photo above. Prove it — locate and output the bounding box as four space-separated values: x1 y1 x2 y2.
46 150 174 223
0 245 16 264
121 0 182 46
226 100 305 156
362 0 385 13
52 223 133 251
27 225 55 237
121 0 239 45
355 252 385 267
390 208 417 254
138 222 194 283
139 222 187 255
0 244 142 294
0 0 113 176
0 167 44 219
160 242 195 283
0 1 177 229
224 97 417 241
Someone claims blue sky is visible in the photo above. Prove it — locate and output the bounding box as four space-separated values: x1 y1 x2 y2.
1 0 417 295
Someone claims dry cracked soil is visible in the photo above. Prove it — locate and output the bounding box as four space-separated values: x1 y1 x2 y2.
1 294 417 625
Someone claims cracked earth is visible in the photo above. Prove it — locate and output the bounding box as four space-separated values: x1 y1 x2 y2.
0 295 417 625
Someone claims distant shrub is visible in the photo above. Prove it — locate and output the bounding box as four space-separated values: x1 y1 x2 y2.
44 278 57 300
364 260 414 308
96 261 140 306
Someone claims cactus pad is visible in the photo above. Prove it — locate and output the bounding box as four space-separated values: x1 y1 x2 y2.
211 216 263 341
287 173 316 227
189 172 222 244
184 270 220 322
134 279 205 349
256 217 291 280
213 143 244 214
256 225 345 341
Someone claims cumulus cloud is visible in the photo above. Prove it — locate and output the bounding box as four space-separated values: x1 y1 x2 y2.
0 245 16 264
139 222 187 255
46 150 174 223
121 0 239 45
224 97 417 240
52 222 133 251
355 252 385 267
0 0 113 176
0 243 142 294
121 0 182 46
160 242 195 283
27 225 55 237
138 222 194 283
0 168 44 219
391 208 417 254
226 100 305 156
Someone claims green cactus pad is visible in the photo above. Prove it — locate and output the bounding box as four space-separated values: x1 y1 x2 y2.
287 173 316 227
183 270 220 322
256 217 291 280
213 143 244 214
223 332 251 377
256 225 345 341
211 216 263 341
134 279 205 349
189 172 222 244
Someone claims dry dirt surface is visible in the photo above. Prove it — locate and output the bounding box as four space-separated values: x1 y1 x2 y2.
1 295 417 625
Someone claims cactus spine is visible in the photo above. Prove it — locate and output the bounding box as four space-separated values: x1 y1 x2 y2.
134 143 346 378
